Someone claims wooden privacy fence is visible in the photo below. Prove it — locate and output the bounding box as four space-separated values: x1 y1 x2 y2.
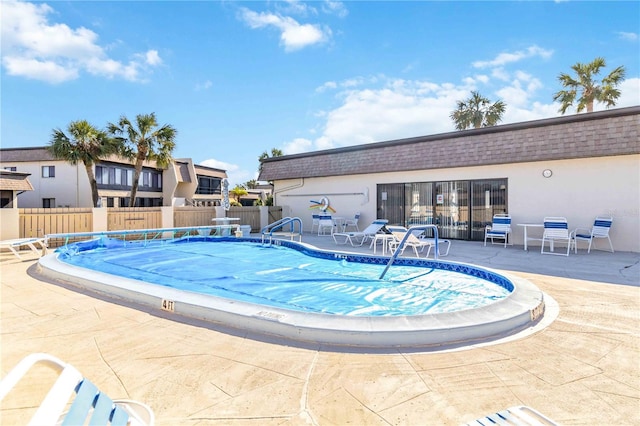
174 207 217 228
19 208 93 240
16 206 283 244
107 207 162 231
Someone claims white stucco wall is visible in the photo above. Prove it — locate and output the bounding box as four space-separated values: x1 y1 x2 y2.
272 154 640 252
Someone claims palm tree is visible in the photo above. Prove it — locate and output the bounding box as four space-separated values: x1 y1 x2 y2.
553 57 626 114
450 91 506 130
229 184 248 204
245 179 258 189
107 113 177 207
48 120 119 207
258 148 283 173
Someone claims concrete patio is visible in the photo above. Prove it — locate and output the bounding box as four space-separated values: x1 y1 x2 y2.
1 234 638 425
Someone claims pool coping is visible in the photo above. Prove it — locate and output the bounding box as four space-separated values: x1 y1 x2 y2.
36 237 548 350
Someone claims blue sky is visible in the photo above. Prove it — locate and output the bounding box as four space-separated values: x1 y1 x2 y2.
2 1 639 187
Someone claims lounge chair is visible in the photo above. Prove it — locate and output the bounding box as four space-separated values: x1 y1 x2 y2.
541 216 571 256
0 237 47 259
483 214 512 247
572 216 614 253
332 219 388 246
464 405 557 425
0 352 154 426
343 212 361 232
387 226 433 258
410 229 451 256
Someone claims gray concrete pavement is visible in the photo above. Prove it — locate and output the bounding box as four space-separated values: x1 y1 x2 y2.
1 234 638 425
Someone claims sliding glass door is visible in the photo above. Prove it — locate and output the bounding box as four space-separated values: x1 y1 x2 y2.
377 178 508 241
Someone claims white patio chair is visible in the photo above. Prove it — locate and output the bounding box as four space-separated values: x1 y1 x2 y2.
541 216 571 256
483 214 512 247
572 216 614 253
343 212 361 232
317 215 334 236
0 353 154 426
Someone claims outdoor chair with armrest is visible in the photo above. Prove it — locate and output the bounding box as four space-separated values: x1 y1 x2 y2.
572 216 614 253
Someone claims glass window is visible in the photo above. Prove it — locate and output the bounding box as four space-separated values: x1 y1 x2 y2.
42 166 55 178
3 167 17 172
42 198 55 208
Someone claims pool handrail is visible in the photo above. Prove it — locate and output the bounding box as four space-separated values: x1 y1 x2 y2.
379 224 439 279
261 217 303 244
46 225 226 247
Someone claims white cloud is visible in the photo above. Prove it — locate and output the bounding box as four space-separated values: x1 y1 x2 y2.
283 137 313 154
614 78 640 108
322 1 348 18
617 31 638 42
195 80 213 91
145 50 162 66
472 45 554 69
282 69 563 153
239 7 330 51
0 0 162 83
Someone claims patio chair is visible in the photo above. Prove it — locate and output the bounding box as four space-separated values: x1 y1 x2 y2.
332 219 388 246
387 226 433 258
317 215 334 236
483 214 512 247
572 216 614 253
0 237 47 260
541 216 571 256
343 212 361 232
463 405 557 425
310 214 320 233
0 352 154 426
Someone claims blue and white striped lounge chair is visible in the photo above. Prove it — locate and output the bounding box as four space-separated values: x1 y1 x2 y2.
464 405 557 425
0 353 155 426
572 216 614 253
332 219 388 246
541 216 571 256
483 214 512 247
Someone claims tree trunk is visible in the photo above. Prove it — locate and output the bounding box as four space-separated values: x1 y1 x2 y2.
128 155 145 207
84 162 100 207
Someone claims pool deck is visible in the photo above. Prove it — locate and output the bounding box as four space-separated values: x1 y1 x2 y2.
1 234 639 425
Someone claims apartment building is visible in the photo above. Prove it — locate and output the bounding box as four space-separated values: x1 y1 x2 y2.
0 147 227 208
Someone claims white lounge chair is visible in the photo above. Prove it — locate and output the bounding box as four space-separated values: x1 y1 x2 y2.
541 216 571 256
332 219 388 246
387 226 433 258
0 352 154 426
0 237 47 259
464 405 557 425
572 216 614 253
483 214 512 247
410 229 451 257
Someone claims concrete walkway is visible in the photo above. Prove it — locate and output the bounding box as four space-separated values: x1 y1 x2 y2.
1 235 639 425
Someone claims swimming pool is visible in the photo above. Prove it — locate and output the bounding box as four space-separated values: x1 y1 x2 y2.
37 236 546 350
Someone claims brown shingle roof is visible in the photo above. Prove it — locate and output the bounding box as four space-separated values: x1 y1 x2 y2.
0 171 33 191
0 147 55 162
259 106 640 180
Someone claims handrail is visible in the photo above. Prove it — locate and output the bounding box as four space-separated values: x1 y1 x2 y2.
379 224 439 280
261 217 303 244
